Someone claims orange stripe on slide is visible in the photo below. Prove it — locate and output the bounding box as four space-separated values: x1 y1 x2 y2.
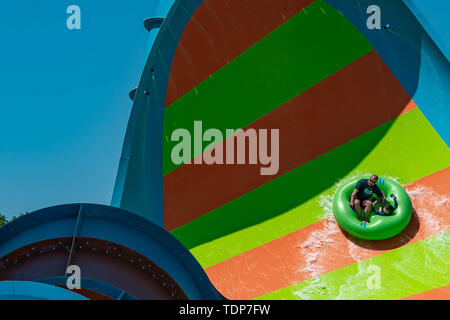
204 167 450 300
166 0 315 106
400 285 450 300
164 51 417 231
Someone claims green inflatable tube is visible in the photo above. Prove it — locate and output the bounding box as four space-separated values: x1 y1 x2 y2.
332 176 412 240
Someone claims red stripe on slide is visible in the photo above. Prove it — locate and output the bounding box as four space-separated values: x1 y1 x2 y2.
164 51 417 231
400 285 450 300
165 0 315 106
204 167 450 299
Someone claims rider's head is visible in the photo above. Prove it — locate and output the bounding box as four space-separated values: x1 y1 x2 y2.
384 204 394 215
368 174 378 187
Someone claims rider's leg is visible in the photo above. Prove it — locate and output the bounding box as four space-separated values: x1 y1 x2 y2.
363 201 373 222
354 199 363 220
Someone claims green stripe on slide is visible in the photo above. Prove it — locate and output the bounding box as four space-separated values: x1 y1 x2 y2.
171 108 450 269
257 231 450 299
163 0 373 175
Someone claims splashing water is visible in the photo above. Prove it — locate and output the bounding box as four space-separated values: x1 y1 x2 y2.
406 185 450 235
298 217 340 278
294 277 331 300
297 174 374 278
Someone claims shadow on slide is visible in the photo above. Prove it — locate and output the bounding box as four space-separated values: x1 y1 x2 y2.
169 0 427 250
174 119 404 249
343 208 421 251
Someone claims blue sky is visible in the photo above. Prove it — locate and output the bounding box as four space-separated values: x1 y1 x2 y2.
0 1 165 218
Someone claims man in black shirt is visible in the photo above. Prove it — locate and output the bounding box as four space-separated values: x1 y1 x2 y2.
349 174 385 226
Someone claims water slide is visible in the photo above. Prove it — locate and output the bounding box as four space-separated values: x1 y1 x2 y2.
114 0 450 299
2 0 447 300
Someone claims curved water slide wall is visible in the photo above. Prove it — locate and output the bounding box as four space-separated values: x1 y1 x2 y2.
114 0 450 299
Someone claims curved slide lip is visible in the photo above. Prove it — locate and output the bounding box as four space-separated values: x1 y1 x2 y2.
0 203 224 300
36 277 136 300
0 281 88 300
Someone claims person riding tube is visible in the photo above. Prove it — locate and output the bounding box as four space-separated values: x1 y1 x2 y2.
349 174 385 227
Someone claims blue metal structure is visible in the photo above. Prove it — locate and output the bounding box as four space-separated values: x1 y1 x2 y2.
37 277 136 300
0 204 223 300
0 281 88 300
111 0 203 226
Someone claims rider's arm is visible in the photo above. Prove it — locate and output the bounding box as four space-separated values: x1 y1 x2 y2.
392 195 398 209
375 194 385 206
350 189 358 205
374 209 387 216
373 186 385 205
